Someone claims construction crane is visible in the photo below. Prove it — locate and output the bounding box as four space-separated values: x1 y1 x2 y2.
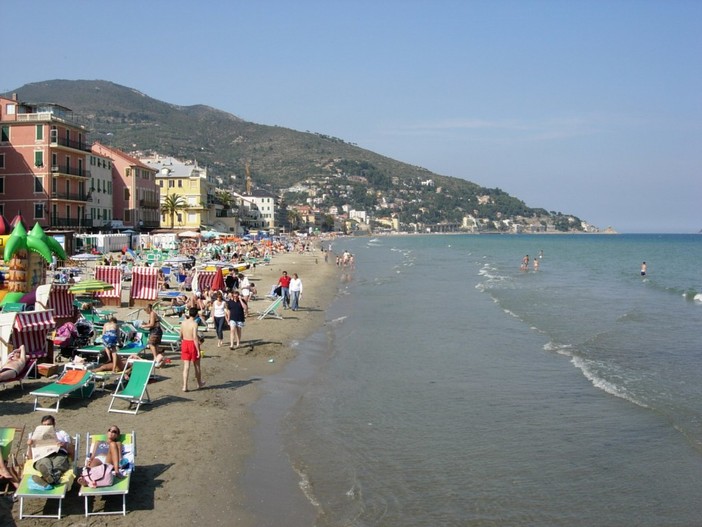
245 160 252 195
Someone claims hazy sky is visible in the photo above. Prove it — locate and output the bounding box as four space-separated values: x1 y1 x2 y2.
4 1 700 232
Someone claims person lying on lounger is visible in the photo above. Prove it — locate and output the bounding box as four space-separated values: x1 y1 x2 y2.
78 425 123 487
0 345 26 382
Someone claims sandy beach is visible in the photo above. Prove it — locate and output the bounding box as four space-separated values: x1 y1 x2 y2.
0 247 339 526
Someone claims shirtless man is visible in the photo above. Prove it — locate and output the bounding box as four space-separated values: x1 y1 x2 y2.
179 307 205 392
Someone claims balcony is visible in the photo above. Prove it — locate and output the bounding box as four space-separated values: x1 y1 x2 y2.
139 199 160 209
50 217 93 228
51 190 90 202
49 135 92 153
51 165 90 178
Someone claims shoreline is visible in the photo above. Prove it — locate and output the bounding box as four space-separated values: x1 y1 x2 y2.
0 248 340 526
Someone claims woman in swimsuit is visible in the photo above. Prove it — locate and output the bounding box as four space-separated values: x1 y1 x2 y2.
78 425 123 486
0 345 26 381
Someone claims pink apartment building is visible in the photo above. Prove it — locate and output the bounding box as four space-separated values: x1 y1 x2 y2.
91 142 160 231
0 94 92 229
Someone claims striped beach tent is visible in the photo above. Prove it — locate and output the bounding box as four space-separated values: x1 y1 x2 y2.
196 271 216 294
34 284 75 320
129 267 159 307
95 266 123 307
12 310 56 359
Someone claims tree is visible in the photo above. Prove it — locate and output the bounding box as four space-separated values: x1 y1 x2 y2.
287 209 303 231
161 193 187 228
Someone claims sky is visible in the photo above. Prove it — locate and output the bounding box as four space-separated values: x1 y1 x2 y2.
3 1 700 233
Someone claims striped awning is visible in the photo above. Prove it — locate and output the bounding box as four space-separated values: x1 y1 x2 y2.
48 284 75 318
131 266 160 301
95 265 123 299
12 310 56 359
13 310 56 332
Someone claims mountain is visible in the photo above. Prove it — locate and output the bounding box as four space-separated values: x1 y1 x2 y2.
5 79 589 232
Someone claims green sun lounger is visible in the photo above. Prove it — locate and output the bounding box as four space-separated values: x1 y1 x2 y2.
15 434 80 519
30 368 95 412
79 431 136 516
108 359 155 415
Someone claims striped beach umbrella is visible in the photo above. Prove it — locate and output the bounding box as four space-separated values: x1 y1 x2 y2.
68 279 115 295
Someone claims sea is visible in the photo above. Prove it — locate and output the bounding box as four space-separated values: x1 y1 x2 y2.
242 234 702 527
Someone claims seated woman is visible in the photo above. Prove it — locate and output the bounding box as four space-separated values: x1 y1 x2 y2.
78 425 123 487
93 318 125 373
0 345 27 382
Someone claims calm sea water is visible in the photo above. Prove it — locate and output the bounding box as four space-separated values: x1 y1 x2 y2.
246 234 702 527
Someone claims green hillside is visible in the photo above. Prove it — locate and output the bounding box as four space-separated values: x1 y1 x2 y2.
5 79 587 231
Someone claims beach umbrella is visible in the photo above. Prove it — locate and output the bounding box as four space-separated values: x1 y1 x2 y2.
178 231 201 238
68 279 114 294
210 266 225 292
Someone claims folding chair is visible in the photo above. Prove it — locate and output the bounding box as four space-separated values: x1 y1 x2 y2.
257 297 284 320
108 358 155 414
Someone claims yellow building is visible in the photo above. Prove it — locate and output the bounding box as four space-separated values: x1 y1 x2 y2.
143 156 214 230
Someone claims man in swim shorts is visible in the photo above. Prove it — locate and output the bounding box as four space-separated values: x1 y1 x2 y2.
180 307 204 392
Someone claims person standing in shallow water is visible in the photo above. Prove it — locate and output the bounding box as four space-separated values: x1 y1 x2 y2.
641 262 647 276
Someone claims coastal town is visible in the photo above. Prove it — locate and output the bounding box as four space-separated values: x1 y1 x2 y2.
0 91 600 245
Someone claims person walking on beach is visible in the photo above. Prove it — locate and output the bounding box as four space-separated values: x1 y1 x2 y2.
180 307 204 392
142 304 165 367
277 270 292 309
212 292 227 347
641 262 647 276
289 273 303 311
226 291 247 349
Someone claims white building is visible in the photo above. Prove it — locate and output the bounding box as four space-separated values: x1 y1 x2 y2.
88 153 114 229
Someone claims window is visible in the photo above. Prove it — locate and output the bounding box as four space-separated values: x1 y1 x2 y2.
34 176 44 193
35 124 43 141
0 177 4 193
124 209 131 222
168 180 174 188
34 151 44 167
124 188 130 200
158 180 163 187
1 125 9 142
34 203 45 219
5 104 15 115
0 153 4 169
125 168 131 177
177 180 183 188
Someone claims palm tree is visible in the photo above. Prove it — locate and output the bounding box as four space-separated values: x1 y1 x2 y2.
161 193 187 228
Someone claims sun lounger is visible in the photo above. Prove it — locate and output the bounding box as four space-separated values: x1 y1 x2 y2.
1 425 24 495
108 358 155 415
78 431 136 516
1 302 26 313
257 297 284 320
30 368 95 412
0 357 37 390
15 433 79 519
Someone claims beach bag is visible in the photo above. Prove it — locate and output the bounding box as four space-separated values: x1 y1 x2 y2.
80 463 114 487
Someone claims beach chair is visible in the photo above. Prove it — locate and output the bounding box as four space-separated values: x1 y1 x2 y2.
30 368 95 412
1 425 24 495
0 357 37 390
15 433 80 519
78 430 136 516
1 302 27 313
108 358 155 415
257 297 284 320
